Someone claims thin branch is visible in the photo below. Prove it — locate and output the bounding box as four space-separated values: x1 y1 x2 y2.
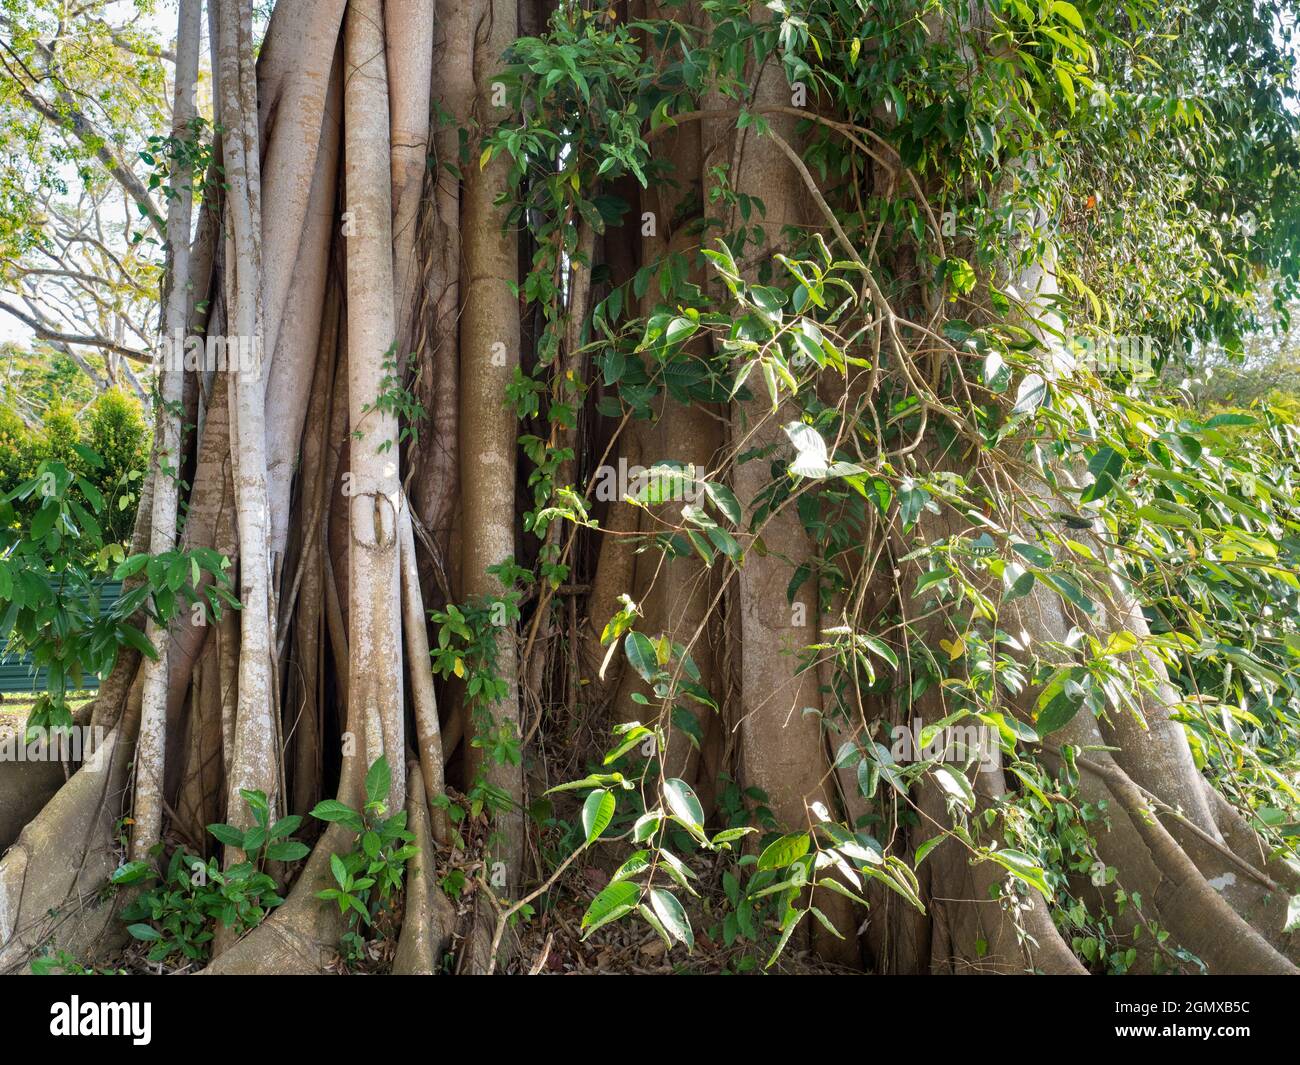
0 299 149 363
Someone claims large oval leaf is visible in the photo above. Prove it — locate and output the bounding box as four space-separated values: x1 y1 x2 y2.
757 832 811 871
662 777 704 831
581 881 639 938
624 631 658 681
648 888 694 951
581 788 616 845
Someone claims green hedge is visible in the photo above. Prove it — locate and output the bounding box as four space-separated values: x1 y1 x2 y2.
0 389 150 544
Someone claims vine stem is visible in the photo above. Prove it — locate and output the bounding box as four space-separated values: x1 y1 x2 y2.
485 837 590 974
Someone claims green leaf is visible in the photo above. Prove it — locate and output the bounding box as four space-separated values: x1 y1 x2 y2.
932 766 975 810
858 633 900 670
30 501 59 540
1001 561 1035 601
611 850 651 884
986 848 1053 899
1036 673 1088 735
704 481 741 525
1045 572 1095 615
809 905 846 940
899 481 931 530
1205 413 1256 429
757 832 811 871
310 799 365 831
913 568 950 597
581 789 616 845
706 525 742 561
671 706 703 749
632 811 662 842
943 256 976 294
662 777 704 832
270 815 302 840
914 836 945 866
207 823 246 849
72 442 104 468
663 316 698 348
1013 374 1047 416
117 623 158 660
658 849 700 895
75 476 105 512
546 772 628 794
266 841 309 863
127 923 162 942
365 756 391 807
648 888 694 951
624 631 658 681
1080 471 1115 503
113 553 151 580
1087 446 1125 482
765 912 803 968
580 881 639 937
983 351 1011 392
1052 0 1085 31
1167 434 1202 465
711 826 757 847
637 903 675 951
602 726 651 765
330 852 349 889
1012 541 1053 567
109 860 154 886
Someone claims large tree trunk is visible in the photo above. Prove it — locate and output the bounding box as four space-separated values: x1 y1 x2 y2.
456 0 524 974
217 0 280 843
131 0 202 863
